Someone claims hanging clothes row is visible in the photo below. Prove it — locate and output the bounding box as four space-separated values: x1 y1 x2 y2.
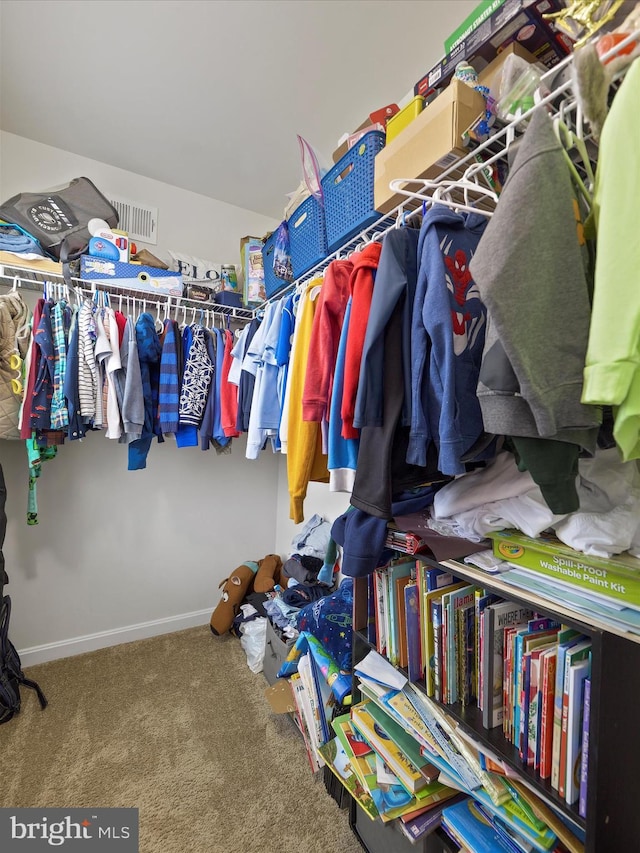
248 61 640 579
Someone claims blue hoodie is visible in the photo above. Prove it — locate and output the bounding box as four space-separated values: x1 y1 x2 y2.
408 205 489 476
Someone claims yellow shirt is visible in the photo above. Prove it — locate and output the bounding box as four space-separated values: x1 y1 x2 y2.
287 279 329 522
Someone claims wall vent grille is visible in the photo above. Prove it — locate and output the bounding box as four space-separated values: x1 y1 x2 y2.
109 197 158 244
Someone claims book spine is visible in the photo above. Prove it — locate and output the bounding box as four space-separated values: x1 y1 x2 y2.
527 655 540 768
551 645 568 790
485 610 498 729
405 584 421 683
519 652 531 762
478 608 485 714
558 655 572 799
387 570 397 666
566 663 589 805
456 606 466 706
367 573 377 647
579 678 591 818
432 600 443 703
465 605 474 705
539 652 557 779
475 590 482 707
512 634 524 748
374 570 386 657
503 628 516 741
418 565 427 684
442 598 450 704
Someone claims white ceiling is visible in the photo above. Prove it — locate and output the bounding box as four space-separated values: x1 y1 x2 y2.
0 0 478 220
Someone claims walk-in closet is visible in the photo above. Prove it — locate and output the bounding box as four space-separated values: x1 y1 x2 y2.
2 2 640 853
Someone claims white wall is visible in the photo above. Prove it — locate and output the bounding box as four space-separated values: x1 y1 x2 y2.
274 455 350 560
0 133 282 663
0 132 276 262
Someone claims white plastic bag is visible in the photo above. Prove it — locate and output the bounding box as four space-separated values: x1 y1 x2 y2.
239 617 268 674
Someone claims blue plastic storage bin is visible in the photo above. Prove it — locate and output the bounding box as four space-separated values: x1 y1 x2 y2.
321 130 386 252
262 231 291 299
288 194 328 279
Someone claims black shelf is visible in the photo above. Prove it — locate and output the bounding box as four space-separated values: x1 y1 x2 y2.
353 628 586 831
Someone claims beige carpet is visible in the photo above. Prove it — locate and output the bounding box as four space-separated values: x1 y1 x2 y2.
0 626 362 853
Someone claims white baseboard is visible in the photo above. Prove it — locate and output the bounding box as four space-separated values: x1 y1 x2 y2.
18 608 213 667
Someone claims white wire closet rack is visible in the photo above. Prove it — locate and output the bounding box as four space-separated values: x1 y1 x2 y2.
0 258 256 324
1 28 637 321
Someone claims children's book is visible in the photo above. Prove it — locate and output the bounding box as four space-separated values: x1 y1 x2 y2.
366 573 377 647
550 630 582 790
476 592 500 711
579 677 591 819
318 737 379 820
565 657 590 805
431 597 443 702
399 792 468 843
538 647 557 779
513 627 557 754
424 581 465 697
442 798 521 853
443 584 476 704
332 713 374 792
374 569 387 656
483 601 535 729
354 701 444 795
519 633 558 763
290 673 321 773
396 574 412 669
558 639 591 798
404 582 422 683
385 561 413 666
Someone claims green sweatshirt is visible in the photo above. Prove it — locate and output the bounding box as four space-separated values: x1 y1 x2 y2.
582 58 640 460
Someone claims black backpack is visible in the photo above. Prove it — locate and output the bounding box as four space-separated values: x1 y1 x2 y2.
0 595 48 725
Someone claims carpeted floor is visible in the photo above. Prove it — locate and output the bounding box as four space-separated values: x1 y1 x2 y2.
0 626 363 853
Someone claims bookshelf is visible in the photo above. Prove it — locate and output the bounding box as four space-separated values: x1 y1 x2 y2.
352 559 640 853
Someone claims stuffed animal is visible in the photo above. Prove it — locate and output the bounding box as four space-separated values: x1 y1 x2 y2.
210 561 258 635
253 554 287 593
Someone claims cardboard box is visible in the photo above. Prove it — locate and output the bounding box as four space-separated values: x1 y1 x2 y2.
0 250 62 276
477 41 540 96
374 79 487 215
445 0 508 54
489 529 640 608
414 0 572 99
80 255 183 297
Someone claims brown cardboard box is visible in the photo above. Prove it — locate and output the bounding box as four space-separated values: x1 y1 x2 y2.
477 42 540 96
374 79 487 215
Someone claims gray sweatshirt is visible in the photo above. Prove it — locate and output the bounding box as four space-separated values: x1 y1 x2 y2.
469 107 601 449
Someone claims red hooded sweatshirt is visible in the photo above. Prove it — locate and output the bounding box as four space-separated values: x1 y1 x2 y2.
302 258 353 423
340 243 382 439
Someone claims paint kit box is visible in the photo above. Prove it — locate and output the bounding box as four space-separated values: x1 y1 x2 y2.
490 529 640 608
80 256 183 297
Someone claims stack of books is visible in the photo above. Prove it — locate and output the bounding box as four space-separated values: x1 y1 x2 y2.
366 562 593 816
322 647 585 850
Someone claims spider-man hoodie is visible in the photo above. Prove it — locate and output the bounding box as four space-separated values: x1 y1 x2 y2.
407 204 490 476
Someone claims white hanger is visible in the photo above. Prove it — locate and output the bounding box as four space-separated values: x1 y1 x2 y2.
553 113 593 206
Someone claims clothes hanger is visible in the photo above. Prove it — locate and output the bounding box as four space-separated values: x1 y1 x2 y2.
155 301 164 333
553 111 594 206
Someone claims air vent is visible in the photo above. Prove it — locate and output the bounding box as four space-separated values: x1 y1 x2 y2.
109 197 158 245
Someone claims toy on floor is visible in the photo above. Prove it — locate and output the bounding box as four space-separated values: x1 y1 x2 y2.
253 553 287 593
210 561 258 635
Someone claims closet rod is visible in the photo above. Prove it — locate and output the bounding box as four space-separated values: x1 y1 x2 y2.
0 265 255 322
